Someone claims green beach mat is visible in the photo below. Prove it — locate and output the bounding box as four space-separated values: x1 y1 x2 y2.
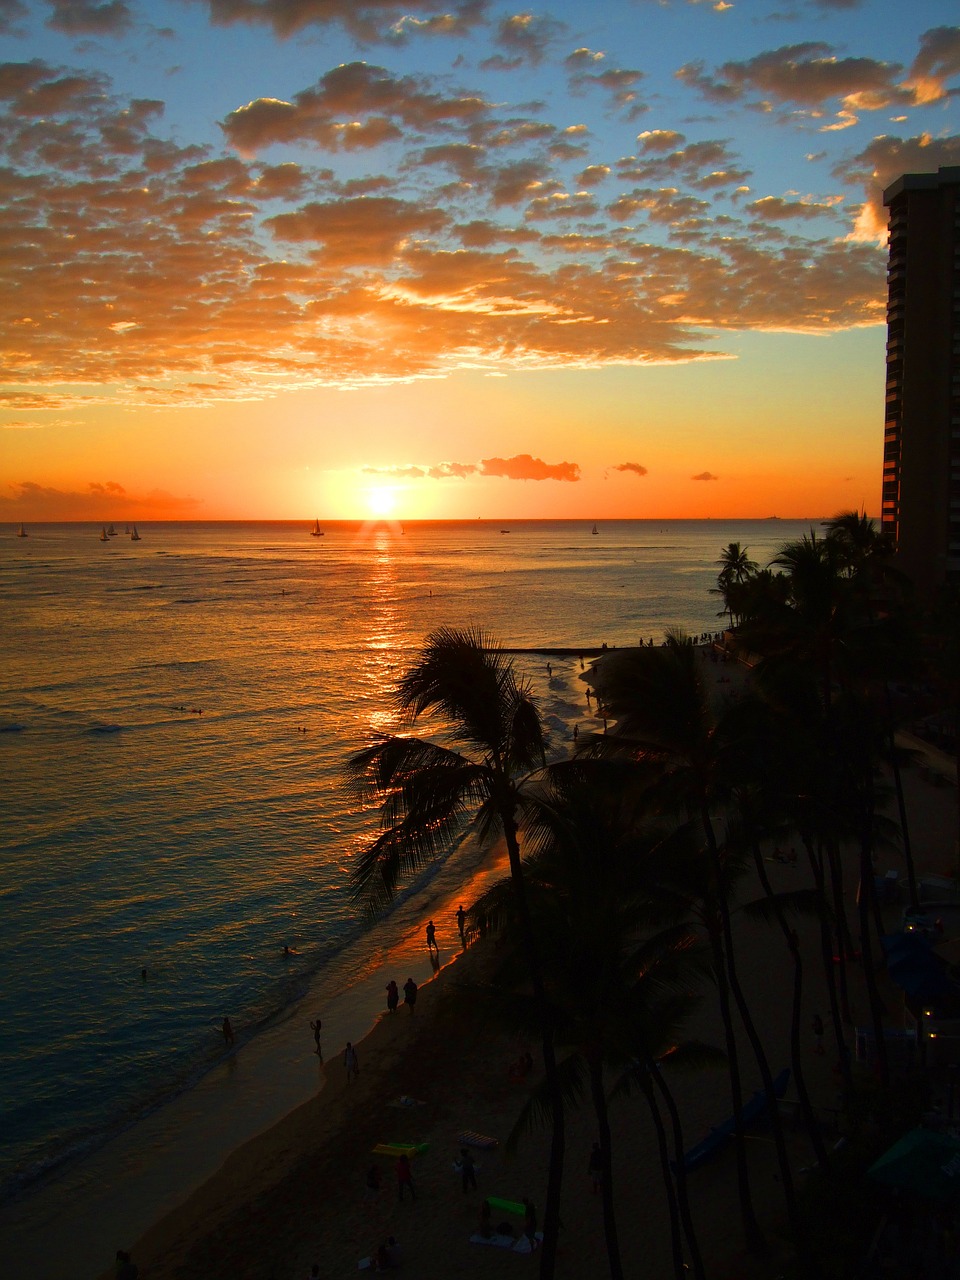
486 1196 524 1216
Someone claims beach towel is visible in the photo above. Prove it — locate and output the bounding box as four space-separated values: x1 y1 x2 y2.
457 1130 499 1149
469 1233 516 1249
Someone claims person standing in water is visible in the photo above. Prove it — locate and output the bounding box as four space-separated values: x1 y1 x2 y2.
425 919 437 953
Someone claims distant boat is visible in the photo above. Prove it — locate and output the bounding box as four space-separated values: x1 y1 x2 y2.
500 529 511 534
592 523 599 535
17 523 27 538
107 524 117 537
124 525 130 534
99 527 109 542
131 525 141 541
310 518 324 537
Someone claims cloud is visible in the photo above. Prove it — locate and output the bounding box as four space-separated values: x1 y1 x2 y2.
480 453 580 481
0 57 895 406
362 464 425 477
44 1 133 35
614 462 648 476
483 12 564 68
691 471 718 481
566 54 647 117
833 132 960 241
906 26 960 104
266 195 448 264
617 139 749 190
221 63 489 154
746 195 838 220
188 0 488 42
677 27 960 129
0 479 201 517
427 461 478 478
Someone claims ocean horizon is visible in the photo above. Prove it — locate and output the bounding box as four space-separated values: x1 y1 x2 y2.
0 517 815 1209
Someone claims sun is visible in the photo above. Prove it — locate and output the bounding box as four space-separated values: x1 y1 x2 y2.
366 485 397 518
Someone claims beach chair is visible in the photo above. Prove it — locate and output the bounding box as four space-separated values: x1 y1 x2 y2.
457 1130 499 1149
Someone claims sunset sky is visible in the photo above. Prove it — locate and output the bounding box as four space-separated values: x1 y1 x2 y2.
1 0 958 522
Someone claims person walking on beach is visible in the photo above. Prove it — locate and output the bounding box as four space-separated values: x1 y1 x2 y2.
221 1017 234 1046
403 977 417 1013
459 1147 477 1194
425 919 437 953
344 1041 360 1082
115 1249 139 1280
386 979 399 1013
455 903 466 947
396 1152 415 1201
310 1017 322 1058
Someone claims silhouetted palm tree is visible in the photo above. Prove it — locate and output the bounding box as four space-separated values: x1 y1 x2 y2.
474 771 712 1280
714 542 758 629
348 627 565 1278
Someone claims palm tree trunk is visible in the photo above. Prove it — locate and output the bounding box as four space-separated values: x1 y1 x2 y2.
699 801 765 1253
825 839 854 1023
637 1066 686 1280
805 840 855 1105
502 818 565 1280
885 682 918 910
708 825 803 1251
750 839 830 1172
646 1058 707 1280
856 787 890 1088
589 1054 624 1280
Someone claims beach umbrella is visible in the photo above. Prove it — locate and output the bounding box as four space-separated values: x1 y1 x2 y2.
868 1130 960 1201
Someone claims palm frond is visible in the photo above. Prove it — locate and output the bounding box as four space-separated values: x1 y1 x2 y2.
503 1051 585 1155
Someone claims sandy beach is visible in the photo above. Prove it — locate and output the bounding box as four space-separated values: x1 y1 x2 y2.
7 654 959 1280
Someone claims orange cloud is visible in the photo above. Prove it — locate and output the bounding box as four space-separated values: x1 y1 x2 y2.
614 462 648 476
1 480 201 517
691 471 718 481
480 454 580 481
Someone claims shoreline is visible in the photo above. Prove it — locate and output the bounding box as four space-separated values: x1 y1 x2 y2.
0 834 515 1280
1 658 590 1280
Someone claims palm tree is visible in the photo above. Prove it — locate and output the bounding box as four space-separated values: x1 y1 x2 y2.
473 770 712 1280
347 627 565 1278
587 635 790 1254
714 542 758 629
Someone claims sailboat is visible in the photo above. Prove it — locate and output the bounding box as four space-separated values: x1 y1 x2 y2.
17 523 27 537
592 523 599 535
310 518 324 537
131 525 141 541
107 524 117 537
99 526 109 542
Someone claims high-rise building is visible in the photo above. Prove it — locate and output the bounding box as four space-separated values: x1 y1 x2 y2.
881 166 960 597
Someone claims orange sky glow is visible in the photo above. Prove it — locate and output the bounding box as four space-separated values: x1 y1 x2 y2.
1 1 957 521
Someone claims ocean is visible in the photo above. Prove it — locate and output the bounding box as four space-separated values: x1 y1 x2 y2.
0 518 810 1210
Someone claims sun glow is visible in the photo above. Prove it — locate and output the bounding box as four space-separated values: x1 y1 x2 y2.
366 485 397 518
